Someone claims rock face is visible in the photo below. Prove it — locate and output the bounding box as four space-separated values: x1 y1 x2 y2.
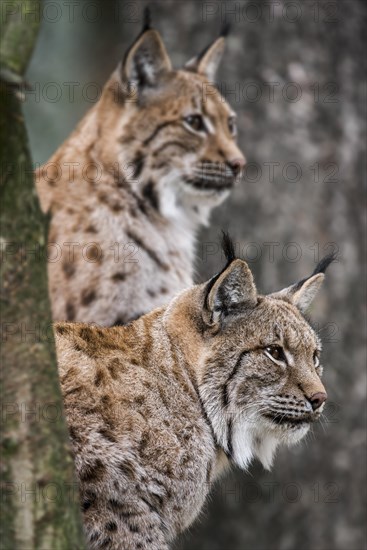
24 1 365 549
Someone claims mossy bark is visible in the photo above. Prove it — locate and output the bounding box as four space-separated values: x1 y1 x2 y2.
0 1 85 548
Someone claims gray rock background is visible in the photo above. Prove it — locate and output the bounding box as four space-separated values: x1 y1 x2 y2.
24 1 366 549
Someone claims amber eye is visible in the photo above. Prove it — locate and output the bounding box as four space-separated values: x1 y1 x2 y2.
228 116 237 137
264 345 286 363
184 114 205 132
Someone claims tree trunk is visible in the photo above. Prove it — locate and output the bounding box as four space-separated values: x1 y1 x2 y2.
0 1 85 547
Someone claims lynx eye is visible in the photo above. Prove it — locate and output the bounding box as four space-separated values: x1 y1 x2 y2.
264 345 286 364
313 350 320 367
228 116 237 137
184 114 205 132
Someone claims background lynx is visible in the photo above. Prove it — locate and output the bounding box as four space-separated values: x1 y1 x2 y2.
56 235 333 549
36 15 245 326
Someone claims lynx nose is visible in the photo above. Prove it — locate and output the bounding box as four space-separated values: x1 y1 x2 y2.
228 157 246 176
309 392 327 411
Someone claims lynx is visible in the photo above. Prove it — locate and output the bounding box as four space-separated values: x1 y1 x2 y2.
55 235 333 549
36 15 245 326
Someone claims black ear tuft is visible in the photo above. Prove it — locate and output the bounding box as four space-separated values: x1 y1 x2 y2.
220 22 231 37
312 253 337 276
221 230 236 266
294 252 336 291
142 6 152 33
205 231 236 302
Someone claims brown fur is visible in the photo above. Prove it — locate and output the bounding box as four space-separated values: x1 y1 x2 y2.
56 243 332 549
36 27 245 326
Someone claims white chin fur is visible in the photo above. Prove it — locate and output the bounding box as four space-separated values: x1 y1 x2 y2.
183 183 231 204
158 172 230 227
232 416 310 471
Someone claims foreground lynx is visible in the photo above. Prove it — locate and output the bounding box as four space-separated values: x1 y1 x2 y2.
56 235 333 549
36 14 245 326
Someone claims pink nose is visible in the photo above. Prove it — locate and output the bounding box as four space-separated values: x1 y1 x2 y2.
309 392 327 411
228 157 246 176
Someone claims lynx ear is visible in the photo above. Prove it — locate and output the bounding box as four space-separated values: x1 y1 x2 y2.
184 25 229 81
122 28 171 89
204 259 257 327
272 254 335 313
284 273 326 313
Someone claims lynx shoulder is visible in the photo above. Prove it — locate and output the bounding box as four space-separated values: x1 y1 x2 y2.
56 235 334 549
36 19 245 326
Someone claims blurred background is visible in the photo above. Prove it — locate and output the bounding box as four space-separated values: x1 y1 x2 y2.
23 1 366 549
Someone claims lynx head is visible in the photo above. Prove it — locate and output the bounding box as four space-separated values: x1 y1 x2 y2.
96 12 245 223
166 234 335 471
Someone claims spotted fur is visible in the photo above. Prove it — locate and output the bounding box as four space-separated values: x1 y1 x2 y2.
55 236 333 549
36 21 245 326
